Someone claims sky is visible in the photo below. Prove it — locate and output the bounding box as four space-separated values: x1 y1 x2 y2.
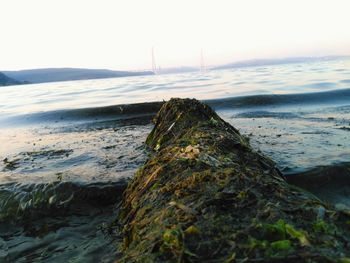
1 0 350 71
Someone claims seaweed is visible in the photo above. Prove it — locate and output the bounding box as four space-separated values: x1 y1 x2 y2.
118 98 350 262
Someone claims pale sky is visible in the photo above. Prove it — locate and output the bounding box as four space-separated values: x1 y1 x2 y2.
1 0 350 71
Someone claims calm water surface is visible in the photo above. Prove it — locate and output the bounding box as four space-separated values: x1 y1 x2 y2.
0 58 350 262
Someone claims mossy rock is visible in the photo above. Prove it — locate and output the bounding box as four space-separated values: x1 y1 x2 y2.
118 98 350 262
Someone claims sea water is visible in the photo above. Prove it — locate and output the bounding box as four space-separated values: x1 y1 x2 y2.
0 58 350 262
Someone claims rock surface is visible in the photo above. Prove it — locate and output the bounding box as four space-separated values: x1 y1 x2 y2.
119 98 350 262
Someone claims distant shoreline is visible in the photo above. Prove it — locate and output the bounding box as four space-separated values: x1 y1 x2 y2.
1 68 154 86
1 55 349 86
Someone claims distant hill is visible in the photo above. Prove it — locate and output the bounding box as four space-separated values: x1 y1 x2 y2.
213 56 349 70
0 72 25 86
3 68 154 84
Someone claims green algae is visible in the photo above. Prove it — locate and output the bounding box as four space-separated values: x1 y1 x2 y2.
118 98 350 262
270 240 292 251
0 181 125 223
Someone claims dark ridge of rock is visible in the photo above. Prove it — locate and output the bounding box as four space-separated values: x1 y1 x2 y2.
118 98 350 262
0 181 127 223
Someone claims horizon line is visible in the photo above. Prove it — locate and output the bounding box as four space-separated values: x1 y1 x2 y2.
1 54 349 72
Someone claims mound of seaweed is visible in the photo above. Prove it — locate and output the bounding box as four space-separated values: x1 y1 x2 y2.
118 98 350 262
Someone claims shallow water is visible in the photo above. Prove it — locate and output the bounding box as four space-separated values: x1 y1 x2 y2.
0 119 151 184
1 58 350 262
